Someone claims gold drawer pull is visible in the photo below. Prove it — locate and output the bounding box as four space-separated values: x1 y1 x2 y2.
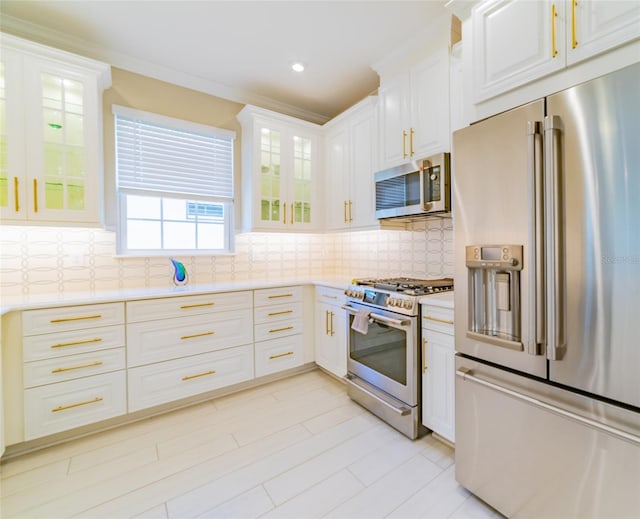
180 302 214 309
268 310 293 317
51 338 103 349
268 293 293 299
322 295 338 300
269 351 294 360
423 315 454 325
182 370 216 381
52 397 103 413
268 326 294 334
50 314 102 323
180 331 215 340
52 361 103 373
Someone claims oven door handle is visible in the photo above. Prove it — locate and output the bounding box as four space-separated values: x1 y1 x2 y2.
341 305 409 326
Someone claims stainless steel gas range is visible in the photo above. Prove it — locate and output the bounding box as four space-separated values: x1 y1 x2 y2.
343 277 453 439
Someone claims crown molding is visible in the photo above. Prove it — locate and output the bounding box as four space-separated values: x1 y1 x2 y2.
0 15 330 124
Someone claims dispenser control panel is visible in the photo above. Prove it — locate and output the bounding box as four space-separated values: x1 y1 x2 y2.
466 245 523 270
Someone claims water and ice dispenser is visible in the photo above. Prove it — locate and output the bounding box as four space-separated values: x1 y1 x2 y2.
466 245 523 351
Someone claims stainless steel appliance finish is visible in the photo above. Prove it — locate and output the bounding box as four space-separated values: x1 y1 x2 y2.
344 278 453 439
453 63 640 518
374 153 450 219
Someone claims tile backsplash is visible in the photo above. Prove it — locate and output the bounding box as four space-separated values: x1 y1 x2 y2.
0 219 453 297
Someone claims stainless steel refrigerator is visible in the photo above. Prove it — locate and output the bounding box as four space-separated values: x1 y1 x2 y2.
453 63 640 518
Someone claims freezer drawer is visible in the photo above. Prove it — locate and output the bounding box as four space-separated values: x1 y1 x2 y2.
455 355 640 519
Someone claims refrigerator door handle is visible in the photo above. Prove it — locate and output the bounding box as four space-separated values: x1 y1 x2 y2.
527 121 544 355
456 368 640 446
544 115 565 361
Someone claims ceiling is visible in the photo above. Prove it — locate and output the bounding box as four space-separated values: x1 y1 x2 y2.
0 0 450 124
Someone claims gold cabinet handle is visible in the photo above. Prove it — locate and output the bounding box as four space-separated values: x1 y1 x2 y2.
348 200 353 222
291 202 294 225
325 309 330 335
180 302 214 309
269 351 294 360
268 310 293 317
322 294 338 300
571 0 578 49
52 397 103 413
52 361 103 374
180 331 214 340
402 130 408 158
33 178 38 213
551 4 558 58
268 293 293 299
422 338 428 373
330 311 335 336
423 315 454 325
51 337 103 349
283 202 287 224
268 326 294 334
14 177 19 212
50 314 102 323
182 370 216 381
344 200 348 223
409 128 415 157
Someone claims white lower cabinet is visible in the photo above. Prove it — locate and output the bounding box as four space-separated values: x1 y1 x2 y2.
421 297 455 443
24 371 126 440
255 335 303 377
127 345 254 412
253 286 304 377
127 309 253 367
314 286 347 378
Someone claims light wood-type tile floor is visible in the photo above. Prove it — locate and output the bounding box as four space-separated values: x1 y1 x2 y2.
0 369 503 518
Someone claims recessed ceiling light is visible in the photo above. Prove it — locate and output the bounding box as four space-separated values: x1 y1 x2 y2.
291 62 305 72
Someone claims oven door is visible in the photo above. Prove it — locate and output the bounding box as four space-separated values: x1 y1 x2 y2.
343 301 418 406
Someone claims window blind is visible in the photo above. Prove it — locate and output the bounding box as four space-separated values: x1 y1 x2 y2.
114 107 234 200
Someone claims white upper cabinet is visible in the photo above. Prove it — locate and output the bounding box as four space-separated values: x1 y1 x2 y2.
378 49 450 169
472 0 640 102
238 105 322 232
0 33 111 225
567 0 640 65
324 97 378 231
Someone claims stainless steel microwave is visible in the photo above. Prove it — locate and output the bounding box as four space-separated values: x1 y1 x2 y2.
374 152 450 219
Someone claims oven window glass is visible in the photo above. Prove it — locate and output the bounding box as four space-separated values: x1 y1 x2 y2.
349 319 407 385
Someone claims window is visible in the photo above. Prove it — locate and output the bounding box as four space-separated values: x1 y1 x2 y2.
113 105 235 255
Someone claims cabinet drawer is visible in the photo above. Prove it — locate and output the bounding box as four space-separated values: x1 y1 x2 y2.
254 318 302 342
23 324 125 362
24 348 125 388
255 335 303 377
316 286 346 305
254 302 302 325
126 291 253 323
24 371 126 440
23 303 124 336
127 309 253 367
127 345 254 412
421 305 454 335
254 286 302 307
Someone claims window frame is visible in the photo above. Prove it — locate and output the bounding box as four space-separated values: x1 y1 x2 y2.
112 105 236 256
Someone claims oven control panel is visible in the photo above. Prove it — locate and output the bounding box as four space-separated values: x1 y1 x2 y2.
388 297 414 311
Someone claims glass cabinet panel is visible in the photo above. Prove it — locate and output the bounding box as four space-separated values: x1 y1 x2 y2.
292 135 312 224
41 73 85 212
260 127 282 223
0 62 7 209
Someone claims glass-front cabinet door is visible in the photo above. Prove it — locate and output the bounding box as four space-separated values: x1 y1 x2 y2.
0 33 110 224
239 105 321 232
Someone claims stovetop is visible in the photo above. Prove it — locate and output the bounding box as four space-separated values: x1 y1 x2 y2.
354 277 454 296
345 277 454 316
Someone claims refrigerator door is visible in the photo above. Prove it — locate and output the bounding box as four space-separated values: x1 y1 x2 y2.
455 355 640 518
546 63 640 408
453 100 547 378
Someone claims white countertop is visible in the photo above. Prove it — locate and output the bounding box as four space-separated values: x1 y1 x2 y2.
0 277 353 315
